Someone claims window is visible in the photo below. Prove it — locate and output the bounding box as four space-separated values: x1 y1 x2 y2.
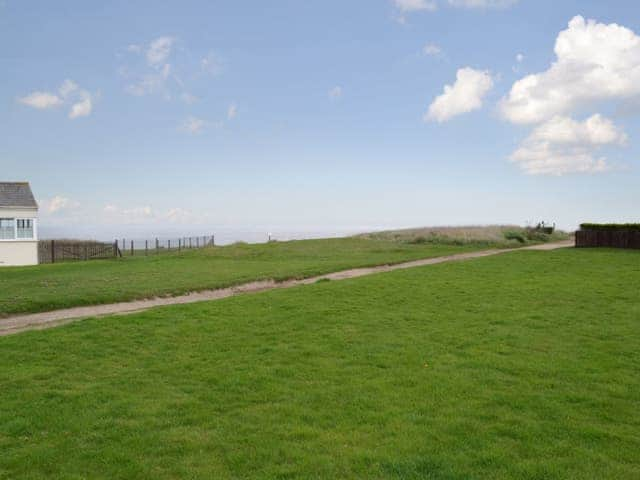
0 218 15 240
17 219 34 239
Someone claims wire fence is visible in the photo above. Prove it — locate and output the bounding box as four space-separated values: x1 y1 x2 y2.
38 234 216 263
116 235 215 256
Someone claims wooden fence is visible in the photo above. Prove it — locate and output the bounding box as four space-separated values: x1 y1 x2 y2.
575 229 640 249
38 240 117 264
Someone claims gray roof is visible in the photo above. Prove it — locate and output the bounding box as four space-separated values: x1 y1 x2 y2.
0 182 38 208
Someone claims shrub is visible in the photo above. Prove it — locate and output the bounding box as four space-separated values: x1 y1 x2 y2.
408 236 428 245
503 230 526 243
525 228 551 242
580 223 640 231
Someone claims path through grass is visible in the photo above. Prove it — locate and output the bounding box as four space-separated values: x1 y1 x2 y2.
0 237 493 317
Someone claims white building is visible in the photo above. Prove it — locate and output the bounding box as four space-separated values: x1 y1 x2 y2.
0 182 38 266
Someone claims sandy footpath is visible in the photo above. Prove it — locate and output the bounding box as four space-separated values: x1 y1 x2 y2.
0 240 573 336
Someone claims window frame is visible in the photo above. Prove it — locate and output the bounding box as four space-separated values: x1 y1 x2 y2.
0 217 38 241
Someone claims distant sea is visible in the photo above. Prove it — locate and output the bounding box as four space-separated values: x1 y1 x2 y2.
37 225 387 246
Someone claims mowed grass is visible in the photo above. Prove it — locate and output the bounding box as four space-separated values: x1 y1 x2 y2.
0 237 494 317
1 248 639 479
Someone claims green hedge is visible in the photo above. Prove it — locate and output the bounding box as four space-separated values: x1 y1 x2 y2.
580 223 640 231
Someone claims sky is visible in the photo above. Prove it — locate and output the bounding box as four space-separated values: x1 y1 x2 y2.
2 0 639 240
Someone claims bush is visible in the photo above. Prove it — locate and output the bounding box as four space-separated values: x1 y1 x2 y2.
580 223 640 231
525 229 551 242
503 230 526 243
408 236 428 245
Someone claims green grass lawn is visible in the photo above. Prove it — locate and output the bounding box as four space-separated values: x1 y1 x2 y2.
0 237 497 317
1 248 638 478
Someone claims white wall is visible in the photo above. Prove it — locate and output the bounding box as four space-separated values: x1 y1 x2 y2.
0 207 38 266
0 241 38 266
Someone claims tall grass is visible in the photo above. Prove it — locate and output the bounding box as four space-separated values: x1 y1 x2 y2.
358 225 570 247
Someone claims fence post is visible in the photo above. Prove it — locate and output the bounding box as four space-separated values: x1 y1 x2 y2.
189 237 192 249
212 234 215 246
145 240 148 256
51 239 55 264
156 238 159 254
130 240 134 256
168 239 171 250
122 239 125 254
114 240 118 258
179 238 181 251
196 237 199 248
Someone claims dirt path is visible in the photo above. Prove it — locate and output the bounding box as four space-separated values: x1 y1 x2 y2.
0 240 573 336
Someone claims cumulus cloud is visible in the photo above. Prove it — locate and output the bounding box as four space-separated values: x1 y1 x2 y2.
102 204 204 225
180 92 198 104
425 67 493 122
510 114 627 175
18 80 94 119
393 0 437 12
423 43 442 56
227 103 237 119
328 86 342 99
201 52 223 76
59 79 79 98
18 92 63 109
69 92 93 119
448 0 518 7
123 37 176 97
501 16 640 124
503 16 640 175
180 116 206 134
43 195 80 213
146 36 174 66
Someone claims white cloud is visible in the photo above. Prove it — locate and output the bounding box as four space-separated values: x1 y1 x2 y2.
227 103 237 119
69 92 92 119
180 92 198 104
44 195 79 213
425 67 494 122
201 52 223 76
146 36 174 66
423 43 442 56
393 0 437 12
510 114 627 175
19 80 94 118
59 79 79 98
328 86 342 99
448 0 518 7
501 16 640 124
180 116 206 134
166 207 197 223
18 91 63 109
123 206 154 218
516 53 524 63
102 204 204 225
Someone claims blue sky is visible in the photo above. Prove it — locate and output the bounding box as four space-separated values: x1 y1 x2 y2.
2 0 639 238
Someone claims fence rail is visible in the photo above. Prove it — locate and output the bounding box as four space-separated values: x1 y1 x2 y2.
38 234 216 264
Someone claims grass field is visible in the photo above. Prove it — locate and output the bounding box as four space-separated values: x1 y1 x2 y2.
1 247 638 478
0 236 518 317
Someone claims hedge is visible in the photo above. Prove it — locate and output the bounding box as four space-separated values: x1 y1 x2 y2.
580 223 640 231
